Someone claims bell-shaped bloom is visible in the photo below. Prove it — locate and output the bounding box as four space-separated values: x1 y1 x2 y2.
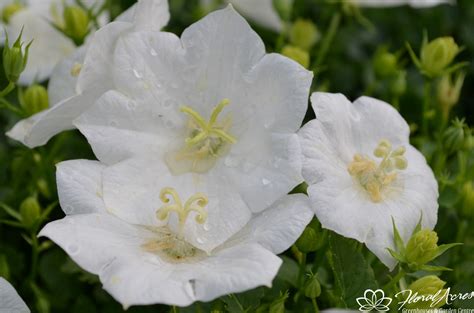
39 159 313 307
227 0 283 32
297 93 438 269
2 0 108 85
0 277 30 313
73 6 312 213
354 0 454 8
6 0 170 148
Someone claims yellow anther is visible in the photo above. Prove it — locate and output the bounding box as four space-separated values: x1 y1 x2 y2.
70 63 82 77
157 187 208 237
180 98 237 146
348 140 408 203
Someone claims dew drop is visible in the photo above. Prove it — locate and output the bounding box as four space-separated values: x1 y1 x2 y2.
150 48 158 56
67 244 79 255
133 68 143 79
64 205 74 214
262 178 271 186
196 237 205 244
203 223 210 231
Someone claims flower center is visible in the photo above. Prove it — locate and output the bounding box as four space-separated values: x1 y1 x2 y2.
142 187 208 261
165 99 236 174
348 140 407 203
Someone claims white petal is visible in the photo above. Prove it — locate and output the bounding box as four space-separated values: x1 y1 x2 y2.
38 213 151 275
102 157 252 253
187 244 281 302
74 90 168 165
6 9 75 85
227 0 283 31
132 0 170 32
48 46 86 105
354 0 454 7
0 277 30 313
56 160 106 215
228 194 313 254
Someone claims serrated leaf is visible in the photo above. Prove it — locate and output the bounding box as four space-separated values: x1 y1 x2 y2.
435 243 463 259
222 288 264 313
419 264 453 272
326 233 378 309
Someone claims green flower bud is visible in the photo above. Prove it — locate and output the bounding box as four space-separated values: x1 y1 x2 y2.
373 48 398 78
63 6 90 45
37 178 51 199
281 45 310 68
0 254 10 280
420 37 460 77
405 229 439 267
304 274 321 299
389 70 407 96
289 19 319 51
21 84 49 116
269 292 288 313
19 197 41 229
437 72 465 120
442 118 467 154
461 182 474 218
2 3 25 24
3 30 32 83
406 276 447 309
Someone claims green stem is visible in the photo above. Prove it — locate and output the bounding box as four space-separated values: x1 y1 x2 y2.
0 82 15 98
311 298 320 313
383 268 405 291
298 253 307 288
30 233 39 281
314 12 341 71
0 98 23 115
171 306 179 313
422 79 432 136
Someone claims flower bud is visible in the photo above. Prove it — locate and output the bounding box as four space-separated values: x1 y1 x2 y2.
21 84 49 116
37 178 51 199
3 30 32 83
389 70 407 97
406 276 447 309
373 48 398 78
437 72 465 121
420 37 460 77
281 45 310 68
461 182 474 218
269 292 288 313
63 6 90 45
304 274 321 299
442 118 467 155
289 19 319 51
2 3 24 24
295 226 320 253
405 229 439 267
19 197 41 229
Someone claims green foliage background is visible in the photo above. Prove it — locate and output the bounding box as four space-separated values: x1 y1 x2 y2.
0 0 473 312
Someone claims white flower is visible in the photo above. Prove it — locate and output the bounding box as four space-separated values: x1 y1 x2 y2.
227 0 283 32
0 277 30 313
6 0 170 148
354 0 454 8
39 159 313 307
2 0 109 85
73 5 312 213
297 92 438 269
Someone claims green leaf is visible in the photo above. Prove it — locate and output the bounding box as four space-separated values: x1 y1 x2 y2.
0 203 22 221
326 233 378 309
222 288 265 313
405 42 422 69
387 248 406 263
276 255 299 287
435 243 463 259
419 264 453 272
392 217 406 253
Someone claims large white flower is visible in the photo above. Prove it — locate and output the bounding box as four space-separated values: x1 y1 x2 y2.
39 159 313 307
297 92 438 269
0 277 30 313
227 0 283 32
2 0 109 85
6 0 170 148
354 0 454 8
73 6 312 213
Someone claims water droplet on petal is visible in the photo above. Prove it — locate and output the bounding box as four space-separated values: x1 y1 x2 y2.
133 68 143 79
203 223 210 231
64 205 74 214
196 237 205 244
67 244 79 255
262 178 271 186
150 48 158 56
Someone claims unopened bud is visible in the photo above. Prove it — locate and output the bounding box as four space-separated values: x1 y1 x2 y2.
281 45 310 68
304 274 321 299
420 37 460 77
3 30 32 83
442 118 467 154
63 6 90 45
405 229 439 267
289 19 319 51
406 276 447 309
390 70 407 96
20 197 41 229
437 72 465 120
21 84 49 116
373 48 398 78
269 292 288 313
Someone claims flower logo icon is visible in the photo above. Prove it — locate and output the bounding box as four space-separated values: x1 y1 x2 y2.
356 289 392 312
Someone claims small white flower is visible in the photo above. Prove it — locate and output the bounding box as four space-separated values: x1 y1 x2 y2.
6 0 170 148
227 0 284 32
39 159 313 307
0 277 30 313
72 5 312 213
297 92 438 269
354 0 454 8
